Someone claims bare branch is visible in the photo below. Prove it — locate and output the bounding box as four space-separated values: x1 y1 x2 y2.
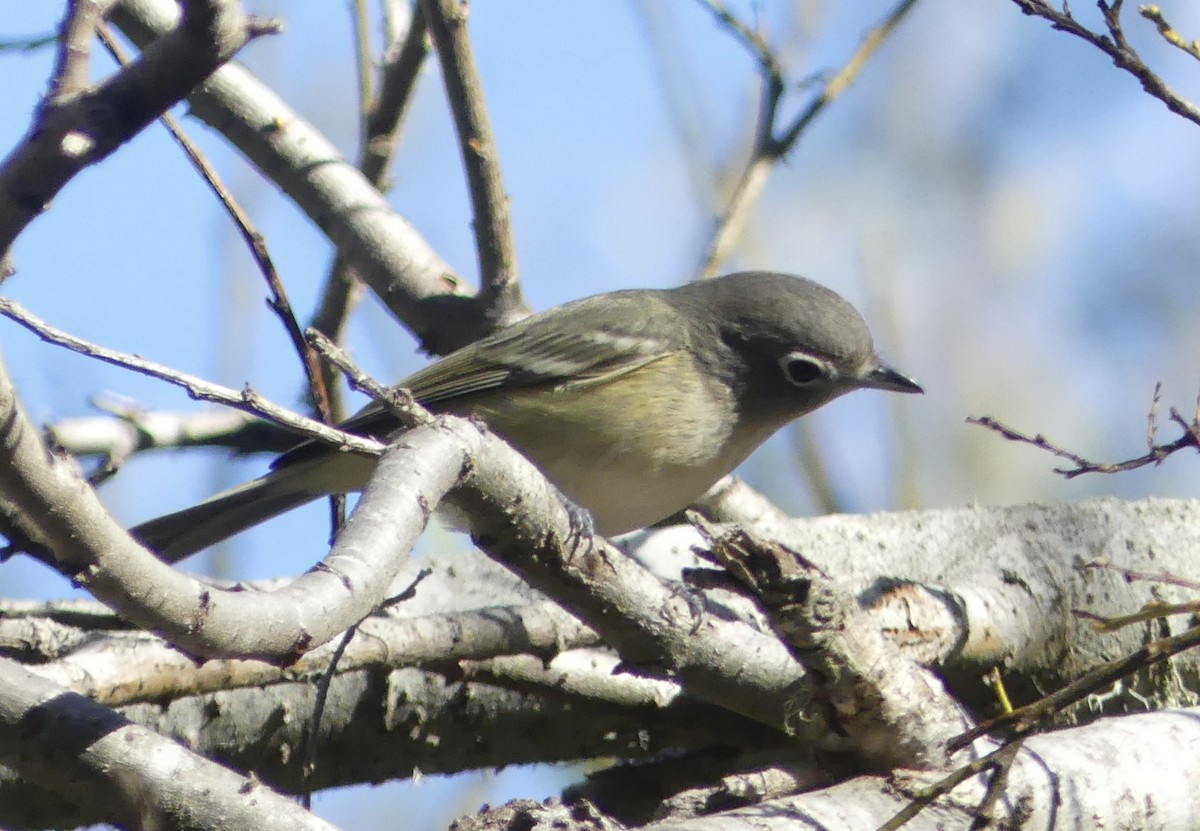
306 328 426 429
0 0 277 266
968 387 1200 479
349 0 374 141
696 0 921 278
449 443 809 735
2 658 765 827
692 0 782 80
108 0 492 355
0 658 341 830
950 621 1200 751
691 517 967 771
878 739 1023 831
0 330 457 660
1010 0 1200 126
94 23 335 424
311 8 432 419
419 0 529 326
46 404 296 484
1139 4 1200 61
1080 557 1200 593
0 298 380 456
362 7 430 187
50 0 115 101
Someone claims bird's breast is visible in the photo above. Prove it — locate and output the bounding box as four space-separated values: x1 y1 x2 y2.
461 351 779 535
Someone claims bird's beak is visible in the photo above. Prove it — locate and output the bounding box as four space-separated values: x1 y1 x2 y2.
862 364 923 394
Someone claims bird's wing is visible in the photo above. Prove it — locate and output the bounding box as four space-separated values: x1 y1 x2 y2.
275 291 685 466
407 326 675 402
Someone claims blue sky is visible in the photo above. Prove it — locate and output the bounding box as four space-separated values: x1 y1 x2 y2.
3 1 1200 826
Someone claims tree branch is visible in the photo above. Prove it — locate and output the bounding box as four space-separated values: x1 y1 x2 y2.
0 0 277 268
419 0 529 326
695 0 921 278
94 23 335 424
0 298 379 456
311 5 433 418
1010 0 1200 126
107 0 496 355
969 384 1200 477
0 657 340 831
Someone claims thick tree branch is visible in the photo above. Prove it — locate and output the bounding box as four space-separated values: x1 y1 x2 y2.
0 662 775 829
0 657 339 831
461 708 1200 829
695 520 968 771
639 496 1200 721
30 601 598 706
0 0 276 268
0 326 465 659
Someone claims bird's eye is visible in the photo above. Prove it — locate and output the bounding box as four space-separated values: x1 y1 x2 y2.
781 355 825 386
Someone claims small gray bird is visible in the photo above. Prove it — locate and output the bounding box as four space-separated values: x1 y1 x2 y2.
132 271 921 560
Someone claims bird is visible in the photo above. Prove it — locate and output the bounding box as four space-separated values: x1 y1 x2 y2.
130 271 921 561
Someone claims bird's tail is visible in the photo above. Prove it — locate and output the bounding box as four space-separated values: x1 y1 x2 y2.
129 465 323 563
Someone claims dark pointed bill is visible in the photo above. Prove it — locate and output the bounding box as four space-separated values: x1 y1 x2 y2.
863 364 923 394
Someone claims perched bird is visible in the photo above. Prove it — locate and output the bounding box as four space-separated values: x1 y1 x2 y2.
132 271 921 560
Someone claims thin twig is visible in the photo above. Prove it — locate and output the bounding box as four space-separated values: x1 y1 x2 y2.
310 6 431 418
1146 381 1162 452
1010 0 1200 126
95 24 335 425
1073 599 1200 633
968 404 1200 479
306 328 427 430
1080 558 1200 592
301 567 431 796
350 0 374 150
362 6 429 188
0 1 277 265
948 622 1200 752
0 33 58 53
1140 4 1200 61
877 740 1023 831
49 0 107 101
0 298 382 457
693 0 782 79
419 0 528 325
695 0 921 278
776 0 920 151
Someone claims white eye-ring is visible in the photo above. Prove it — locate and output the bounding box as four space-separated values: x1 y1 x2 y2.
780 352 829 386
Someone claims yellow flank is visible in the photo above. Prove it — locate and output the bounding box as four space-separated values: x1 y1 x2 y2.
454 352 768 535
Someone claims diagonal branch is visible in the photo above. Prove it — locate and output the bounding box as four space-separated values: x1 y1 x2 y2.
419 0 529 327
50 0 119 101
94 23 334 425
1139 4 1200 61
695 0 921 278
108 0 492 355
311 6 431 419
0 0 278 269
0 298 378 456
0 657 340 831
1010 0 1200 126
969 384 1200 478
